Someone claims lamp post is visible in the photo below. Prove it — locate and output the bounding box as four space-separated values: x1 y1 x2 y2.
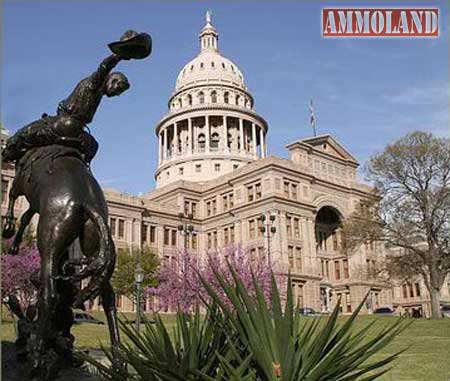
178 212 196 270
258 213 277 265
134 262 144 333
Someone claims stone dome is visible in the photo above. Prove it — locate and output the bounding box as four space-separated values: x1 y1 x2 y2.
174 12 247 93
175 52 246 92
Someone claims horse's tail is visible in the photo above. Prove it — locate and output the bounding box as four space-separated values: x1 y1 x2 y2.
76 204 116 305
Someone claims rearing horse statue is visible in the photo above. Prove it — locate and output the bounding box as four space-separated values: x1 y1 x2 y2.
2 30 151 380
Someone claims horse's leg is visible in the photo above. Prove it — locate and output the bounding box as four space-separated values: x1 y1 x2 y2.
8 208 35 255
2 192 18 239
33 203 82 378
80 220 124 374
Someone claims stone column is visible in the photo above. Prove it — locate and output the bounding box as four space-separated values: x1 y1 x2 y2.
173 122 178 156
163 127 168 160
188 118 193 154
259 127 265 158
222 115 228 152
205 115 210 153
158 132 162 164
252 123 257 156
239 118 244 153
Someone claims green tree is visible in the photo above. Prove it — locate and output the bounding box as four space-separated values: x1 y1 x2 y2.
111 246 159 303
343 131 450 319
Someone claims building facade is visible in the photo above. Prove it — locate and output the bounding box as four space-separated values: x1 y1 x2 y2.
2 14 448 316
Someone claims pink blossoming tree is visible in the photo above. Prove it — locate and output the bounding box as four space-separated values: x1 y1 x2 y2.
147 244 284 312
1 240 40 312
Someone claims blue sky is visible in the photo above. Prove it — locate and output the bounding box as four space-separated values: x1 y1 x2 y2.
2 1 448 194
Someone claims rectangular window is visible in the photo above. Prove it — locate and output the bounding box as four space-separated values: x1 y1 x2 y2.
212 199 217 214
207 232 212 249
288 246 294 268
257 218 264 237
110 218 117 237
214 163 221 172
230 225 235 243
192 233 198 250
224 227 229 245
283 181 290 197
343 259 349 279
293 217 300 238
195 164 201 172
179 167 184 175
255 183 262 199
213 230 218 248
402 284 408 299
334 260 341 280
184 200 190 215
118 219 125 239
223 195 228 211
247 185 254 202
295 247 302 270
414 283 421 297
291 183 298 200
171 230 177 246
142 224 148 243
229 193 234 207
191 202 197 218
249 219 256 239
286 216 292 237
164 227 170 246
409 283 414 298
149 226 156 243
326 261 329 278
321 259 325 276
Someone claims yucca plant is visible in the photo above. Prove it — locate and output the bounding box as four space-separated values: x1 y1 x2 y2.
82 306 229 380
198 265 409 381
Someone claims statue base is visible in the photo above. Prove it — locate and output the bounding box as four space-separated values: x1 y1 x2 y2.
2 341 102 381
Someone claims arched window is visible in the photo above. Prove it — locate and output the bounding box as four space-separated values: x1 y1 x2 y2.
198 133 206 149
178 98 183 108
198 91 205 104
190 65 194 71
211 61 215 68
200 62 204 69
224 92 229 104
235 95 240 106
211 132 220 149
187 94 193 106
222 62 226 69
211 91 217 103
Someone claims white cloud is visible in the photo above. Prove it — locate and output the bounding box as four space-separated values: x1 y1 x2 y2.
381 82 449 105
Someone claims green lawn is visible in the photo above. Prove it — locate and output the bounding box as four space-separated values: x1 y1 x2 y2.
2 310 449 380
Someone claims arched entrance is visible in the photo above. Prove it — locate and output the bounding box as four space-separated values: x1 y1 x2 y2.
315 205 344 313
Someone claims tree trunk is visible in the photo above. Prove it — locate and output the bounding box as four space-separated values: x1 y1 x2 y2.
427 261 443 320
429 287 442 320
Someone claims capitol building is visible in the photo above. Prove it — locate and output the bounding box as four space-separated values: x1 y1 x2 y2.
3 13 445 317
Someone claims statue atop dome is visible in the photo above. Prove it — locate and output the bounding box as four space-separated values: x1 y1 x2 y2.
206 10 212 25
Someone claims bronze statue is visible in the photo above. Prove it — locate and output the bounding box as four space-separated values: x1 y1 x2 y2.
2 30 152 380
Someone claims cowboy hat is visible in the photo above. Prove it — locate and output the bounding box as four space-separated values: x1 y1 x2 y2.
108 30 152 60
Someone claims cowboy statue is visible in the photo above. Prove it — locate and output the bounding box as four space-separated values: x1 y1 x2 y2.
2 30 151 380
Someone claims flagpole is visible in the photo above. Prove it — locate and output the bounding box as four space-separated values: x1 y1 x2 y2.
309 99 317 137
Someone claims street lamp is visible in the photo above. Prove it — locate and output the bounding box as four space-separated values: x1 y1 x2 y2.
134 262 144 333
258 213 277 265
